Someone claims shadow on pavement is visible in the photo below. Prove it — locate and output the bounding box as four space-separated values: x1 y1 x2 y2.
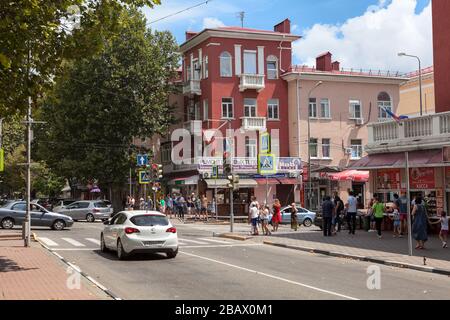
0 256 38 273
93 249 171 262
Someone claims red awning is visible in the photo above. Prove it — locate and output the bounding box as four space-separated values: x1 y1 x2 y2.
277 178 303 185
350 149 444 169
255 178 280 185
327 170 369 182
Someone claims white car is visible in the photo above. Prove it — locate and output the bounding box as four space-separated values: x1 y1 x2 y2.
100 211 178 260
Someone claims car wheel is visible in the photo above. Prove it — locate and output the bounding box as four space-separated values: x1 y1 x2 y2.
1 217 14 229
166 248 178 259
100 234 109 253
86 213 95 223
303 218 313 227
117 239 128 260
52 220 66 231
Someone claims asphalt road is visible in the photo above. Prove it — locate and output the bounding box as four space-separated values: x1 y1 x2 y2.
31 221 450 300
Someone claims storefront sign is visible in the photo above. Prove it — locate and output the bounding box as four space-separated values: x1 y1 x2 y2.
198 157 302 174
376 169 400 190
409 167 435 189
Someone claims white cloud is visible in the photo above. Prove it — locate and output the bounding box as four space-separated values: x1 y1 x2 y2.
293 0 433 72
202 17 226 29
291 24 299 32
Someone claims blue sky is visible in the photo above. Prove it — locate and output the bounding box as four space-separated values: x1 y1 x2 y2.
143 0 433 71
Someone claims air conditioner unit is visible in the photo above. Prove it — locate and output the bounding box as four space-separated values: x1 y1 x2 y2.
345 148 353 155
355 118 364 126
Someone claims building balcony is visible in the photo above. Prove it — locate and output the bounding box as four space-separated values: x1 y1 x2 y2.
183 120 203 135
366 111 450 154
238 74 265 92
182 80 201 95
240 117 267 131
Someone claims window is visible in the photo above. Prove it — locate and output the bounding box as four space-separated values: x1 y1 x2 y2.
204 56 208 78
322 139 331 158
186 65 191 81
78 202 90 209
12 203 26 211
244 98 257 117
221 98 233 119
320 98 330 118
267 56 278 79
220 52 232 77
350 139 363 159
193 59 201 80
245 137 257 158
131 215 169 226
243 50 257 74
94 202 108 208
161 144 172 164
309 138 318 158
309 98 317 118
267 99 279 120
203 99 208 121
377 92 392 120
349 100 362 119
114 214 127 225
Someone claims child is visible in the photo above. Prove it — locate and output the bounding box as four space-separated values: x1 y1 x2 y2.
430 210 448 248
390 207 402 238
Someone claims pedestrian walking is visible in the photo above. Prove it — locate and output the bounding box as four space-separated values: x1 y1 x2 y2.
367 198 376 232
130 196 135 210
186 196 193 218
139 197 145 210
322 196 334 236
259 204 271 236
398 192 409 235
272 199 282 232
411 196 428 249
345 191 358 235
201 194 208 221
178 195 186 220
166 194 173 218
249 202 259 235
372 196 385 239
160 197 166 214
390 206 401 238
431 210 448 248
290 203 298 231
333 196 344 234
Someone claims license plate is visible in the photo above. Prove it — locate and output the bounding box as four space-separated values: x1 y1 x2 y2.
142 241 165 247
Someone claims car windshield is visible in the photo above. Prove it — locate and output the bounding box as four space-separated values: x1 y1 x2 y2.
94 202 109 208
130 215 169 226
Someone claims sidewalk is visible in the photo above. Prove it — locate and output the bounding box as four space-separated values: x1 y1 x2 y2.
0 232 109 300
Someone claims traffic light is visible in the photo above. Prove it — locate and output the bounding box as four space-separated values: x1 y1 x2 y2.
227 174 239 191
152 163 163 180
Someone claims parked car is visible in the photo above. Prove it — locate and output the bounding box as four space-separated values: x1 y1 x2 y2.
100 211 178 260
52 199 77 212
31 198 52 210
268 204 316 227
55 200 113 222
0 201 73 230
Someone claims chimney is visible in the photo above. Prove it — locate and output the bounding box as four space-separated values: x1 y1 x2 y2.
332 61 340 71
185 31 198 41
316 52 332 72
274 19 291 33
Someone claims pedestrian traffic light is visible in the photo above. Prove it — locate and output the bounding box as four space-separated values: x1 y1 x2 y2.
227 174 239 191
152 163 163 180
223 163 232 176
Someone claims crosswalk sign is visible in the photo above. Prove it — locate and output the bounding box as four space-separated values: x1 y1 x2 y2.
260 132 271 154
258 154 276 175
138 170 151 184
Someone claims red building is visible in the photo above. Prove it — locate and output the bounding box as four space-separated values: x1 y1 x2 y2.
163 19 302 215
432 0 450 113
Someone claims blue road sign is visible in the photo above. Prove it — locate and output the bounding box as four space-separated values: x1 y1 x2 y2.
260 132 271 154
258 154 276 175
137 154 149 166
138 170 151 184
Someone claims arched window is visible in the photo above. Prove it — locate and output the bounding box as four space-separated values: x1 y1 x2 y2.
220 52 232 77
266 55 278 79
377 92 392 120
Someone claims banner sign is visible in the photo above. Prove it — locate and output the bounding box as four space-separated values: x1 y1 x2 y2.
409 167 435 189
197 157 302 174
376 169 401 190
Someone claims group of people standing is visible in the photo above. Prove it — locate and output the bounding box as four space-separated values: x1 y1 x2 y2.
164 193 213 221
322 191 449 250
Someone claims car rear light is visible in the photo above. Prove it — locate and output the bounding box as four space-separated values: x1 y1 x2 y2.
125 227 140 234
166 227 177 233
93 208 100 213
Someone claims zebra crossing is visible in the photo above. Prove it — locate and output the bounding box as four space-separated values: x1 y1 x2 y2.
37 236 241 250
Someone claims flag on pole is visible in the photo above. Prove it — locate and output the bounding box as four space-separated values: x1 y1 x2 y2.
383 107 409 122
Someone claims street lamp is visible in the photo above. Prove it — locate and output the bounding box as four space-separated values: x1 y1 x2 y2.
398 52 423 116
307 81 323 211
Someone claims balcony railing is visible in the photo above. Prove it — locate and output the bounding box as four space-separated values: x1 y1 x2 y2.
183 120 202 135
182 80 201 95
241 117 266 131
367 111 450 153
238 74 265 92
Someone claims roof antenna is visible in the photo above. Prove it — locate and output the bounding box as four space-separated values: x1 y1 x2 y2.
237 11 245 28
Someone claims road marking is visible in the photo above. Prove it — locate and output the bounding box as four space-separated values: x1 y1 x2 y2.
86 238 101 246
180 251 359 300
52 248 98 251
39 237 59 246
197 238 232 244
178 238 209 245
182 243 263 249
61 238 86 247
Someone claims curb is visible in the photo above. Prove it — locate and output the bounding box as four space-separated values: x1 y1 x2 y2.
34 236 122 300
215 233 252 241
263 240 450 276
0 233 22 240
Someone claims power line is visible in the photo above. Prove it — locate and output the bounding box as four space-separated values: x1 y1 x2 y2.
147 0 213 25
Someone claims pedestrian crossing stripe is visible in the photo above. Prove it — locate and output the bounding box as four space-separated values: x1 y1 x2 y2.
39 237 59 247
85 238 101 245
61 238 85 247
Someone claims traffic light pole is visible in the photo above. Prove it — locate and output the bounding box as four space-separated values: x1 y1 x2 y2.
228 120 234 233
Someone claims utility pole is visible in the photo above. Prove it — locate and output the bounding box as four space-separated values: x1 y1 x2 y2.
228 120 234 232
23 48 32 247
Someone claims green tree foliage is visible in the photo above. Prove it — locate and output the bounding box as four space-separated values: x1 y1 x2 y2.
35 9 179 199
0 0 161 117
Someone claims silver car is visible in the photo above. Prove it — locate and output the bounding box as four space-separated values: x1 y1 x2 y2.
100 211 178 260
55 200 112 222
269 205 316 227
0 201 73 230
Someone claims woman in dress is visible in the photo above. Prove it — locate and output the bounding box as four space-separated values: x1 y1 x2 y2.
412 196 428 249
272 199 282 232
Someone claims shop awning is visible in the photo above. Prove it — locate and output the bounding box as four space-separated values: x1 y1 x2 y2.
255 178 280 185
327 170 369 182
205 179 229 188
238 179 258 188
277 178 303 185
350 149 444 170
168 175 199 186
